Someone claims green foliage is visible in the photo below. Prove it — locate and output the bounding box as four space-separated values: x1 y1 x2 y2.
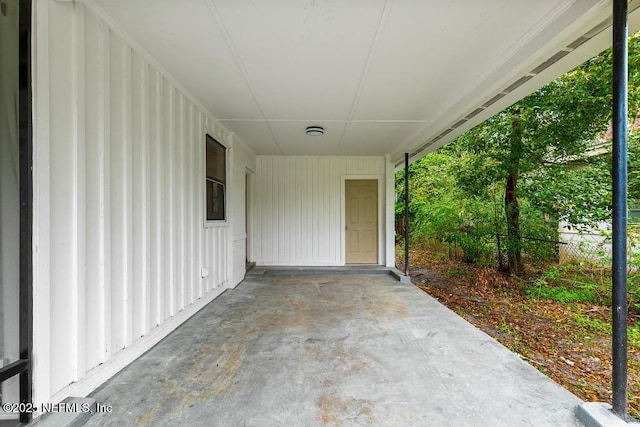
412 194 495 263
396 32 640 281
571 313 610 334
630 324 640 350
520 159 611 229
526 283 596 303
527 264 598 302
628 132 640 204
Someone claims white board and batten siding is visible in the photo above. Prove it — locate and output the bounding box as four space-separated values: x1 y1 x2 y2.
31 1 255 407
252 156 395 267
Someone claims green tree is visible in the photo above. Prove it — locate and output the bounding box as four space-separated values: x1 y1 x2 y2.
454 35 640 274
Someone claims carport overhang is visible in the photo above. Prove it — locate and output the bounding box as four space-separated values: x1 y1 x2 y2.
39 0 639 424
79 0 640 166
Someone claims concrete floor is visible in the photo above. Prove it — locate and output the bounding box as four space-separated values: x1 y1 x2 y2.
84 274 583 427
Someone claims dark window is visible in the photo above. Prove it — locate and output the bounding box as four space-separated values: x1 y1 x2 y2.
206 135 226 221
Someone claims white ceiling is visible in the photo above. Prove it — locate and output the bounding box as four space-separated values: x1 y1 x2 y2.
91 0 640 164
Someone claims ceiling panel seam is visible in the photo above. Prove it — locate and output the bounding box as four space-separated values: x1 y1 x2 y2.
334 0 394 156
205 0 283 155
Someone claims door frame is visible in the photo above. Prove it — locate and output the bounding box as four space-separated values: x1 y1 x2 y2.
340 175 384 265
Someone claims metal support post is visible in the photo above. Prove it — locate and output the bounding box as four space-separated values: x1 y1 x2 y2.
612 0 629 419
404 153 409 275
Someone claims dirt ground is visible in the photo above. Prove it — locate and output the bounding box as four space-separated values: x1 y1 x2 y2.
403 250 640 419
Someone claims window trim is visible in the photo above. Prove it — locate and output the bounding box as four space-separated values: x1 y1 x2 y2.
204 133 229 227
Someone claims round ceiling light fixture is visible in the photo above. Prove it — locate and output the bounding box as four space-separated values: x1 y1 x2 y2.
305 126 324 136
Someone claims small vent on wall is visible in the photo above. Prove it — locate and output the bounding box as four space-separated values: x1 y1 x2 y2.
503 75 534 93
531 50 571 74
567 36 591 50
438 128 453 138
418 142 432 151
465 107 485 120
481 92 506 109
451 118 467 129
581 18 613 40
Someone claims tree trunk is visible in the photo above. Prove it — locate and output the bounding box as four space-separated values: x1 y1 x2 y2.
505 110 523 274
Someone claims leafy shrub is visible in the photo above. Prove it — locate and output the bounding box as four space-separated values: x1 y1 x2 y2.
412 195 495 263
525 283 595 303
629 324 640 349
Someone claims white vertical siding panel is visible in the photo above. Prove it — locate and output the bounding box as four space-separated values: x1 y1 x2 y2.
289 159 296 263
317 158 325 260
308 158 314 262
254 156 386 266
266 157 273 264
215 227 220 288
131 51 148 339
288 159 296 264
271 157 278 263
101 24 112 361
298 158 305 263
252 160 260 263
186 101 194 302
48 2 75 393
83 10 106 370
274 157 280 264
73 5 86 379
217 228 223 286
37 2 249 404
294 159 301 264
301 158 307 263
148 70 162 328
124 45 134 348
270 157 275 264
141 60 151 334
312 158 319 261
278 158 285 263
335 159 342 261
209 228 214 291
186 102 195 304
330 159 339 262
162 80 173 319
262 158 270 263
208 229 213 290
109 35 127 353
283 159 289 264
256 158 264 263
217 228 222 287
185 102 195 303
257 158 263 263
221 227 226 286
175 94 185 311
196 111 204 299
261 157 266 263
224 228 229 285
321 159 330 261
257 158 264 263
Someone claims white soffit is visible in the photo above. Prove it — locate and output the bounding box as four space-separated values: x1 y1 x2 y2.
90 0 626 162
